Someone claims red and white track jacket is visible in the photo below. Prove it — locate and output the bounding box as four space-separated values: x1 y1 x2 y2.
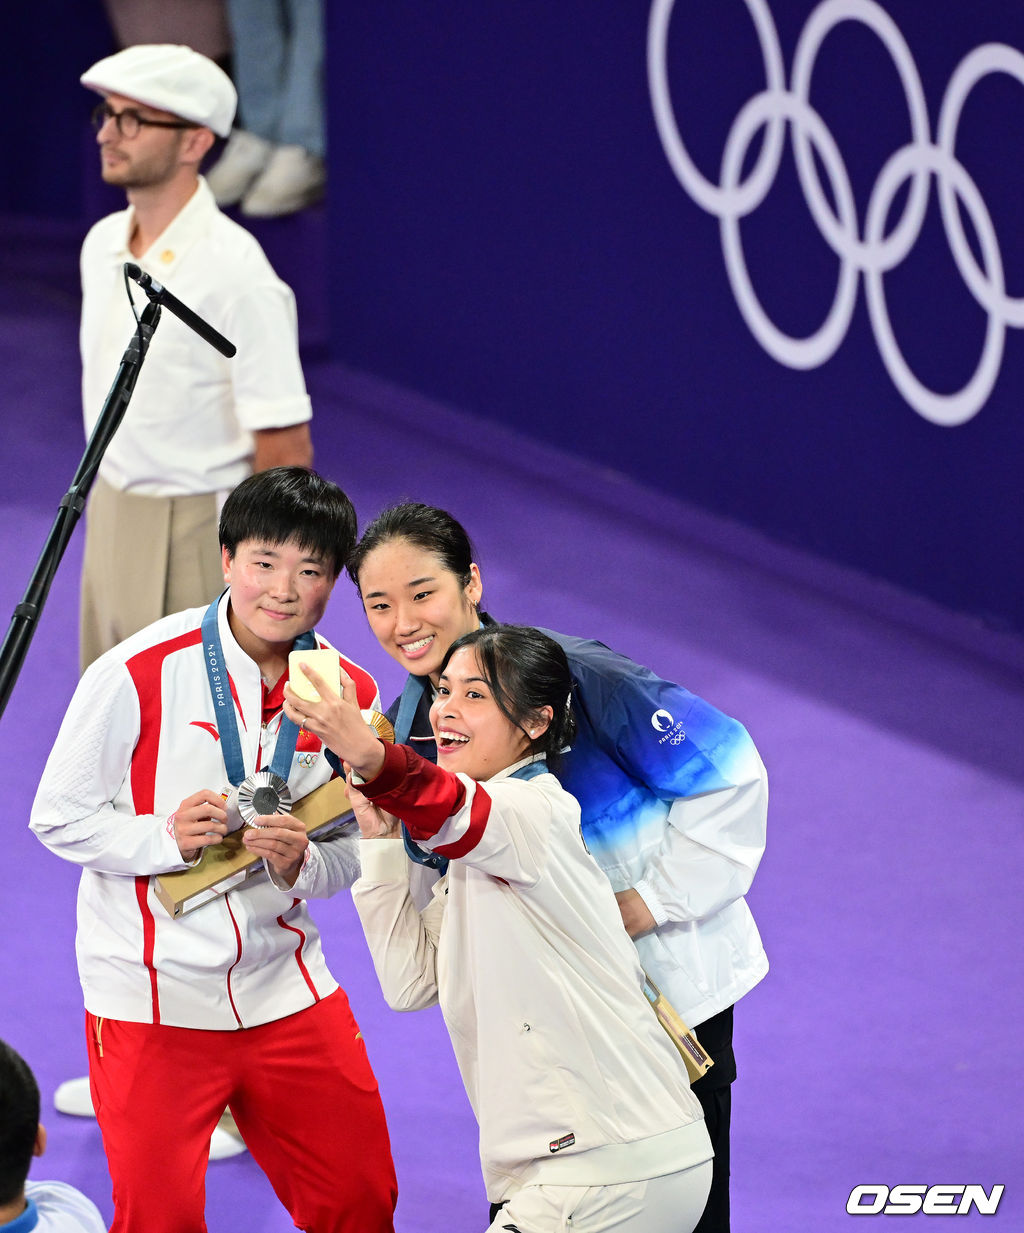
353 746 712 1203
30 593 379 1029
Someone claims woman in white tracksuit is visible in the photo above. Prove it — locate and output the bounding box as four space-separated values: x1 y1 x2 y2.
284 623 713 1233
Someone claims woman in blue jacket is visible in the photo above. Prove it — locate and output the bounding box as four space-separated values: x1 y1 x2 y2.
346 503 768 1233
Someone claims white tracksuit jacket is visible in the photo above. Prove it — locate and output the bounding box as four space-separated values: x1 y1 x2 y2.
30 593 379 1030
352 746 713 1203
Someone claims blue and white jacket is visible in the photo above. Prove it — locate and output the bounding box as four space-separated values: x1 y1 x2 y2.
385 626 768 1028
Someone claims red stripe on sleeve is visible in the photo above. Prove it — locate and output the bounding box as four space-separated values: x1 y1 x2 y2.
363 742 491 856
432 783 492 859
125 628 201 1025
363 744 467 838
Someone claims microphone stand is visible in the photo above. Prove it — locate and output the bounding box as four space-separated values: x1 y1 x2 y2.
0 301 162 718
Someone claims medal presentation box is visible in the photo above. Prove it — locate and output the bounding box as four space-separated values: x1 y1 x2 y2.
155 777 355 918
155 709 395 919
643 975 713 1084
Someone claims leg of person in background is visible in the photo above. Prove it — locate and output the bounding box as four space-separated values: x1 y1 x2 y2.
226 0 287 140
277 0 324 158
101 0 231 64
79 486 223 675
239 0 326 216
692 1086 730 1232
164 492 227 615
206 0 285 206
689 1006 737 1233
79 482 171 674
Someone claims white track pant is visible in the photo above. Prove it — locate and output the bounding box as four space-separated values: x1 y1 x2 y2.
486 1160 713 1233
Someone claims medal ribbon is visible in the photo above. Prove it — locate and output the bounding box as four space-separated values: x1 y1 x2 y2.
201 595 316 787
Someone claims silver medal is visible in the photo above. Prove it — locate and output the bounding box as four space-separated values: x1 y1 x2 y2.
224 770 293 832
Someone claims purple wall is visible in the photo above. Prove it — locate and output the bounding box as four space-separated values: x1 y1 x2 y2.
1 6 114 219
325 1 1024 633
6 3 1023 632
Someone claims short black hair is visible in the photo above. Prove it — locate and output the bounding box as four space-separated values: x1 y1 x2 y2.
439 624 576 768
347 502 475 593
219 467 357 578
0 1040 40 1206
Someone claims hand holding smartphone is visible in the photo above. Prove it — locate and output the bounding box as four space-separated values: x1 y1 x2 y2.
287 649 341 702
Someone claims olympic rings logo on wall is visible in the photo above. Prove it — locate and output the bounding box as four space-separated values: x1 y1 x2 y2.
647 0 1024 426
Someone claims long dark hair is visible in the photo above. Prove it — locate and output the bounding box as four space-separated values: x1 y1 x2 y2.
439 624 575 767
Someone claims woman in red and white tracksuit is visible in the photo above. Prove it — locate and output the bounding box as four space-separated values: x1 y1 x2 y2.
30 467 398 1233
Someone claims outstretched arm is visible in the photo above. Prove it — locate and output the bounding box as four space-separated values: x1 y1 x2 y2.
350 770 444 1012
283 663 386 780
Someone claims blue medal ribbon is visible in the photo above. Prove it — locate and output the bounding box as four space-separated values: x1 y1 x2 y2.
201 595 317 787
509 759 549 782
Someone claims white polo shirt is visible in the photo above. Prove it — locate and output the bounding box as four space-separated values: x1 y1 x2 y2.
80 177 312 497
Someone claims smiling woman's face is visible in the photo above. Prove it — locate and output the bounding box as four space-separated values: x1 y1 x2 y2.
358 539 482 686
428 647 531 780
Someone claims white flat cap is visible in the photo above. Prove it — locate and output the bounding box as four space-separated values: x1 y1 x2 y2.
81 44 236 138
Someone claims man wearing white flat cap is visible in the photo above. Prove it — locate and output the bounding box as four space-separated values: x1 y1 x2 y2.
77 43 314 673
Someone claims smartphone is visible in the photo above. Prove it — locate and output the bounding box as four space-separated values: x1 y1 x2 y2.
287 649 341 702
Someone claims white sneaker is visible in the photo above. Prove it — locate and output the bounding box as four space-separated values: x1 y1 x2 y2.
206 130 274 206
241 145 326 217
54 1076 95 1117
209 1110 248 1160
54 1078 248 1161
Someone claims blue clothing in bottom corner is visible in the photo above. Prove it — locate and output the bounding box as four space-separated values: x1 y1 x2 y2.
5 1183 106 1233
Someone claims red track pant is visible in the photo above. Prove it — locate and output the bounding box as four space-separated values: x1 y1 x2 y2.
86 990 397 1233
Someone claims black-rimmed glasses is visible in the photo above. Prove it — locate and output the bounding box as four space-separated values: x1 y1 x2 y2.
91 102 198 140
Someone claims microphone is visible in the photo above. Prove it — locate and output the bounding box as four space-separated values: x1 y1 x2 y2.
124 262 237 358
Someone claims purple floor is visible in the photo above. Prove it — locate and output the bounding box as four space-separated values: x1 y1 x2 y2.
1 215 1022 1230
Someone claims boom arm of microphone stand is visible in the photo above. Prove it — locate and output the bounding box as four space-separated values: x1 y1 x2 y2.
124 263 236 358
0 301 162 720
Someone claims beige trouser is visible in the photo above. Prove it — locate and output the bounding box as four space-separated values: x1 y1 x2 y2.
79 478 225 672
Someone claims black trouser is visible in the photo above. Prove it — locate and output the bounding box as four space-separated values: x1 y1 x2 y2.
487 1005 736 1233
690 1004 735 1233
